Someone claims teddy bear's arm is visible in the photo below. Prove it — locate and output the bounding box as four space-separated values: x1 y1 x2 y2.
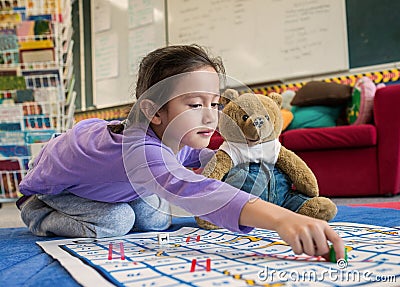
196 150 234 230
202 150 234 180
276 146 319 197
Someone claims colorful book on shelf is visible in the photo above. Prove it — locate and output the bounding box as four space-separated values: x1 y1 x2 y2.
0 32 19 65
14 89 34 103
0 13 23 25
16 20 34 37
0 131 25 145
27 1 64 21
33 86 60 103
0 158 23 198
0 90 13 100
22 68 60 88
19 39 53 50
17 19 54 53
0 145 29 157
0 1 26 24
33 19 52 35
0 97 15 104
0 27 17 36
0 75 26 90
0 159 20 171
12 7 26 20
27 14 53 21
0 33 18 50
24 116 52 129
0 1 25 12
0 66 21 76
0 158 29 171
0 104 23 119
25 130 55 143
0 122 21 131
22 101 43 115
20 47 54 63
0 50 19 65
0 1 16 11
17 19 53 38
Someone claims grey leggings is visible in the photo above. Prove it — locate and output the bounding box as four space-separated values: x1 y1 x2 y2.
20 192 171 238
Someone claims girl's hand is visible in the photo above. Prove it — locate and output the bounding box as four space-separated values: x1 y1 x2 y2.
274 213 345 261
239 199 345 261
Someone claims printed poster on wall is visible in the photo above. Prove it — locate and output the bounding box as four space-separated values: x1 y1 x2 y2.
93 0 111 33
128 0 154 29
95 33 119 81
128 25 156 76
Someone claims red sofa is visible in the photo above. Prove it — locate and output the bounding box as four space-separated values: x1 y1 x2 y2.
209 84 400 197
279 84 400 197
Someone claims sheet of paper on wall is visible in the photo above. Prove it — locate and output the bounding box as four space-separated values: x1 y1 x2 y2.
128 25 156 76
94 0 112 33
128 0 154 29
95 33 119 81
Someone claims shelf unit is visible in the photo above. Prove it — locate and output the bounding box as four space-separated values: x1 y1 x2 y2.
0 0 76 202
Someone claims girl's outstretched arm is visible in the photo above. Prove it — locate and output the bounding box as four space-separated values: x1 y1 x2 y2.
239 198 345 261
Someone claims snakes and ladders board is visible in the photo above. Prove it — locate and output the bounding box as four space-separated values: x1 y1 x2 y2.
38 222 400 287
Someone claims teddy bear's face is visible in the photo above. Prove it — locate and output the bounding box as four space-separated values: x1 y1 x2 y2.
219 92 283 146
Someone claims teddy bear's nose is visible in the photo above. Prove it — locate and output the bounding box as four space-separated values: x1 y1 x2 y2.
253 117 264 128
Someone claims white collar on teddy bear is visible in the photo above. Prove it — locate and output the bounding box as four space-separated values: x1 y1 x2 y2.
219 139 281 167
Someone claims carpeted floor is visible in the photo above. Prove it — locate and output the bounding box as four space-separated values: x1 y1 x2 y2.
1 194 399 228
348 201 400 209
0 205 399 286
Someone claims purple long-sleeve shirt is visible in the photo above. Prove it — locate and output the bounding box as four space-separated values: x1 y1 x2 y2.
19 118 254 232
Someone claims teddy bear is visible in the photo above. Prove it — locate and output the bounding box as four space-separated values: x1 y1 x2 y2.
195 89 338 230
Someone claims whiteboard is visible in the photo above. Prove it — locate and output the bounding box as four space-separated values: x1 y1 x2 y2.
92 0 166 109
167 0 349 85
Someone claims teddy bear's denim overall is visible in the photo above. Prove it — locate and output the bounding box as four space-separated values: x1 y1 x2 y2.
222 162 311 212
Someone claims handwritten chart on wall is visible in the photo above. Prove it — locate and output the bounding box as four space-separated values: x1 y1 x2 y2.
128 0 166 78
92 0 130 108
92 0 166 108
168 0 349 85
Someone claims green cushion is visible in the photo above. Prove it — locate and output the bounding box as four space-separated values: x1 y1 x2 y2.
287 105 343 130
346 77 376 125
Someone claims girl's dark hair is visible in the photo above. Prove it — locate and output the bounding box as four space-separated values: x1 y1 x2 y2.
109 44 225 133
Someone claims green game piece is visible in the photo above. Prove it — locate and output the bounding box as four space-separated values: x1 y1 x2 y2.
329 245 348 263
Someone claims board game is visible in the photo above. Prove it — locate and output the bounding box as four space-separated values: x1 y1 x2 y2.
38 222 400 287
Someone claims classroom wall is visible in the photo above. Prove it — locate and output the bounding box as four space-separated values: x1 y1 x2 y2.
84 0 400 110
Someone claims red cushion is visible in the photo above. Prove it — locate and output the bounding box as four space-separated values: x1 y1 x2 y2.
280 124 377 151
208 131 224 150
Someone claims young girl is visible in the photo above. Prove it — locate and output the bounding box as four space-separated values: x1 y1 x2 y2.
18 45 344 260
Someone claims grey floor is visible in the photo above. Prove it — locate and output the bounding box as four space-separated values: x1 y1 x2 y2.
0 195 399 229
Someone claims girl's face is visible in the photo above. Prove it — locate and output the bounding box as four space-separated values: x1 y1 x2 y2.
155 67 221 153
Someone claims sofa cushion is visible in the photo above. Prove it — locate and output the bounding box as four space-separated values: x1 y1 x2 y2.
347 76 376 125
291 81 352 107
287 105 342 130
280 124 377 151
281 109 294 131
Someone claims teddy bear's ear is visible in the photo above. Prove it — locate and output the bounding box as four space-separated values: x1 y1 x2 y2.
220 88 239 106
267 92 283 108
